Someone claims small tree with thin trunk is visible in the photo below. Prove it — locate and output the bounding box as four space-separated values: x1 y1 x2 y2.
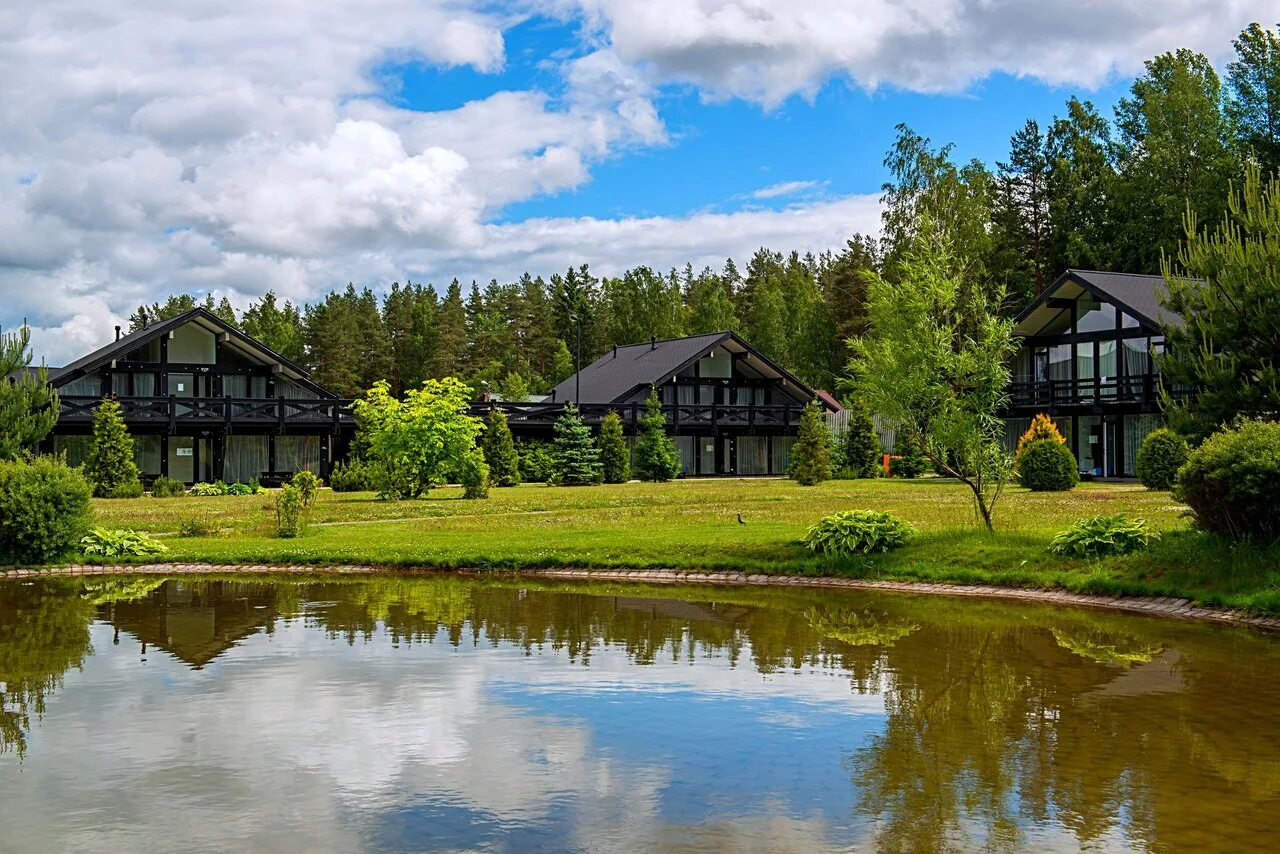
597 410 630 484
551 404 603 485
850 215 1016 530
789 400 833 485
83 398 141 497
633 389 681 482
0 324 58 461
481 408 521 487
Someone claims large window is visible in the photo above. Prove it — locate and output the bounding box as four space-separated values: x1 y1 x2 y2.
225 435 269 483
276 435 320 473
737 437 768 475
1048 344 1071 382
133 436 161 475
675 436 695 475
1099 340 1117 398
1123 415 1162 477
1074 297 1117 333
771 437 796 474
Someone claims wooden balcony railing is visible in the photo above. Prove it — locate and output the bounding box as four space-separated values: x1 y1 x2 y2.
57 395 353 428
467 401 802 431
1006 375 1187 408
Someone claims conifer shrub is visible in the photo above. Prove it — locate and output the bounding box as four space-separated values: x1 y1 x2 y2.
459 449 490 499
517 440 556 483
633 389 681 482
290 469 320 508
803 510 914 556
0 457 93 564
481 408 521 487
1015 413 1066 462
1134 427 1189 490
597 411 630 484
1174 419 1280 541
329 459 375 492
150 475 186 498
837 402 882 479
889 443 928 478
550 404 603 485
1018 439 1079 492
83 398 141 498
789 400 833 486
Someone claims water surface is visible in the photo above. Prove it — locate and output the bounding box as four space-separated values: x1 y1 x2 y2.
2 575 1278 852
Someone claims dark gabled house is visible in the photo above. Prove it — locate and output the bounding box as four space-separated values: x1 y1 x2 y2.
478 331 834 476
1002 269 1182 478
33 308 349 484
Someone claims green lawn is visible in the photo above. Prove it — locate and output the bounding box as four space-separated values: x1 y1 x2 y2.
87 477 1280 614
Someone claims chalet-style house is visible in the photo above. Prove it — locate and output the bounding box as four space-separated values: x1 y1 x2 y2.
1002 270 1180 478
479 331 833 476
34 308 347 484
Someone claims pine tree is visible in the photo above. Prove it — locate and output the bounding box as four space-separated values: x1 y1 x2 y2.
686 267 738 334
435 279 468 379
839 399 882 478
549 340 575 387
550 404 602 486
240 291 304 364
481 407 521 487
633 389 681 482
597 410 630 484
83 398 141 497
0 324 59 461
789 400 833 486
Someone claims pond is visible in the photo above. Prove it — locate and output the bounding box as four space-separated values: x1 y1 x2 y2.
1 575 1278 852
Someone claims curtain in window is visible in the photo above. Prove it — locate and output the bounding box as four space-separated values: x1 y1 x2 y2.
225 435 269 483
275 435 320 473
771 437 796 474
111 373 129 397
675 436 695 475
1048 345 1071 382
737 437 768 474
1003 418 1031 454
54 435 92 467
677 385 695 405
1123 415 1163 477
133 436 161 475
277 378 319 400
1123 338 1149 378
61 374 100 396
1099 340 1117 398
224 375 248 397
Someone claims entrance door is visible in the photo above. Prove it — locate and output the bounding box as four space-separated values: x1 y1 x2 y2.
169 437 194 483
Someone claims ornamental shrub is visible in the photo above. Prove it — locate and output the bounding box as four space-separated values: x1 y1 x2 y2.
481 408 521 487
517 440 556 483
1049 515 1157 558
83 398 141 497
803 510 914 556
889 443 928 478
225 482 257 496
633 389 681 482
1018 439 1079 491
1173 419 1280 541
274 484 303 538
189 481 229 496
329 459 375 492
837 401 882 479
550 404 603 485
0 457 93 564
290 469 320 508
1014 412 1066 462
80 528 168 558
150 475 186 498
789 400 834 486
597 410 630 484
459 449 490 499
107 479 145 499
1134 427 1189 490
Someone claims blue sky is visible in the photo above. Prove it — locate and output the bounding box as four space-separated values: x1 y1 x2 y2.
0 1 1268 363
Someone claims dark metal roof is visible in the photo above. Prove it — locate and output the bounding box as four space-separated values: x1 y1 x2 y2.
550 332 731 403
1014 269 1182 332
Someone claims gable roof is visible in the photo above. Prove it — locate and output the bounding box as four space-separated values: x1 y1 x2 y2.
1014 269 1182 335
549 331 821 406
49 307 332 396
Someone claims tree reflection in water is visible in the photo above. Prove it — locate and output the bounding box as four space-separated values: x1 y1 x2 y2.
0 574 1278 851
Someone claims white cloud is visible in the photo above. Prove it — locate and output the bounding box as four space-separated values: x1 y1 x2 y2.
749 180 820 200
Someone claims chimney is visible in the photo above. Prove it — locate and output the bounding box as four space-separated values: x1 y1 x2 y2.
114 325 121 341
650 335 657 350
612 344 618 359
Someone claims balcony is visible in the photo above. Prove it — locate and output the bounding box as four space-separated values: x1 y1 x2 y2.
57 395 354 429
1006 375 1175 409
470 401 804 431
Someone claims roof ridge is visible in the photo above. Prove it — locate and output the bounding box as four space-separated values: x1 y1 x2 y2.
613 331 729 349
1069 268 1166 279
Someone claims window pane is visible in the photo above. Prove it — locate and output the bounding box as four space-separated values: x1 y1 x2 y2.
1075 297 1116 333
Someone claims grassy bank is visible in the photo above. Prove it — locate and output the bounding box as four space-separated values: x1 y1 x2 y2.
87 477 1280 614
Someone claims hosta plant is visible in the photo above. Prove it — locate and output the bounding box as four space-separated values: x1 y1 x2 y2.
81 528 169 558
803 510 914 556
1048 515 1158 558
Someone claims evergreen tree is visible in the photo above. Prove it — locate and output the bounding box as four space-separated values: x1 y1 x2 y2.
1228 22 1280 177
481 407 521 487
685 266 738 333
550 404 602 486
789 400 833 486
818 236 877 345
548 340 575 387
240 291 304 364
839 399 882 479
0 324 58 461
744 276 789 365
597 410 630 484
1044 97 1118 274
991 119 1052 305
83 398 140 497
633 389 681 482
434 279 468 379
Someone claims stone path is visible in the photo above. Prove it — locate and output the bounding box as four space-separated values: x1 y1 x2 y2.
5 562 1280 633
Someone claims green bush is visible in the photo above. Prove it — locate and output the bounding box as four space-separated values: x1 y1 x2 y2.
0 457 94 564
107 479 145 499
150 475 186 498
1049 514 1158 557
550 405 603 486
597 411 631 484
789 400 833 486
274 484 303 538
83 398 141 497
189 481 229 496
633 389 681 482
80 528 168 558
178 516 219 537
802 510 915 556
1174 419 1280 541
1135 427 1189 490
837 402 882 479
459 449 490 499
481 408 521 487
889 443 928 478
290 470 321 507
329 459 375 492
517 440 555 483
1018 439 1079 492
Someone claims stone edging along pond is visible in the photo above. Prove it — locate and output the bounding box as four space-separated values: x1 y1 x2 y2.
5 562 1280 634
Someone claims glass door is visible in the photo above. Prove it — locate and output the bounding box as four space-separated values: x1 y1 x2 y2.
168 437 194 483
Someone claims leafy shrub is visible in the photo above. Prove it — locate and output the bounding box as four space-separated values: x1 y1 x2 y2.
329 459 375 492
1049 515 1158 558
290 470 321 507
1135 427 1189 490
517 440 555 483
274 484 303 538
889 443 928 478
225 482 255 496
150 475 186 498
0 457 94 564
80 528 168 558
107 479 145 499
1018 439 1079 491
803 510 915 556
1015 413 1066 462
459 449 490 499
178 516 219 537
1174 419 1280 541
188 481 227 496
